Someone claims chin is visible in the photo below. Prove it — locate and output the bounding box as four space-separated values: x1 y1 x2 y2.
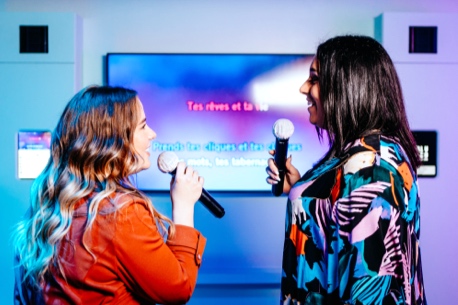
137 159 151 171
142 162 151 170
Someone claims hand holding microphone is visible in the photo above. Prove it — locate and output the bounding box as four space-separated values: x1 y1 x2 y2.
158 151 225 218
269 119 297 196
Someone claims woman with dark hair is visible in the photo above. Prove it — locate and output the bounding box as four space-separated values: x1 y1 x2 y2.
266 35 427 304
13 86 206 304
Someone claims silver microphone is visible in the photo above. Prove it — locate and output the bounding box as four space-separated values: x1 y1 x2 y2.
272 118 294 196
157 151 225 218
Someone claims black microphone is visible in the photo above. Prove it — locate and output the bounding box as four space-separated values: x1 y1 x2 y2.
157 151 225 218
271 118 295 197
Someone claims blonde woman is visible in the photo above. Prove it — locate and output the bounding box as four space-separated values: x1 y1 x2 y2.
13 86 206 304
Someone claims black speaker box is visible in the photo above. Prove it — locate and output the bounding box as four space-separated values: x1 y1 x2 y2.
20 25 49 53
409 26 437 54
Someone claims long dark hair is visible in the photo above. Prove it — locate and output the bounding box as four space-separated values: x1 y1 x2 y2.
316 35 420 169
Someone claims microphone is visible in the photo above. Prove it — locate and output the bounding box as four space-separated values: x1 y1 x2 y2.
271 118 295 196
157 151 225 218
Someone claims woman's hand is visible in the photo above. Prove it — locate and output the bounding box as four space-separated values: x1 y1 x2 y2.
265 150 301 195
170 162 204 227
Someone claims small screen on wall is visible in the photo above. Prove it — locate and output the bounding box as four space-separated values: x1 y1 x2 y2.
413 130 437 178
17 130 51 179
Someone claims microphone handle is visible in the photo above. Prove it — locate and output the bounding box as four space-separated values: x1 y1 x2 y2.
200 189 225 218
272 138 289 197
166 170 225 218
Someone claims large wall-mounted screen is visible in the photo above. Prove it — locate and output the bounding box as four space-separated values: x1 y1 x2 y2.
106 53 327 191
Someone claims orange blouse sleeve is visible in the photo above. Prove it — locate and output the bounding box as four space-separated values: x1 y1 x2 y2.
112 198 206 304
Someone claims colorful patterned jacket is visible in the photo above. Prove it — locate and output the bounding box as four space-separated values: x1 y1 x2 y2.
281 133 426 305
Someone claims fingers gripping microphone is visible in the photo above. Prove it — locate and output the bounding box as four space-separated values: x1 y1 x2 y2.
157 151 225 218
272 119 294 197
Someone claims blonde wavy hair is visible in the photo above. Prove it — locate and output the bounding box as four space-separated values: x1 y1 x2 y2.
12 85 173 288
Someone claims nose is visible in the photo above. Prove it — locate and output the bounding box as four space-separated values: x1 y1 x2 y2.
299 80 310 95
149 127 157 140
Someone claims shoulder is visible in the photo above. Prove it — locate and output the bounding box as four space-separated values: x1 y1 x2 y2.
341 134 417 196
113 193 152 218
114 193 149 209
96 192 149 212
94 193 156 229
343 134 413 173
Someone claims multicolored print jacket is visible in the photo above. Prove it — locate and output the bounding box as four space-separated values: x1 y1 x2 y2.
282 133 426 305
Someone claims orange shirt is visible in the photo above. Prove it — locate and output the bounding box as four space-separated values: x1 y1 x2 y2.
42 194 206 305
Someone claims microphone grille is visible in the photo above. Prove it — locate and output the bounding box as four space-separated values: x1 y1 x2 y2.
273 118 294 139
157 151 179 173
